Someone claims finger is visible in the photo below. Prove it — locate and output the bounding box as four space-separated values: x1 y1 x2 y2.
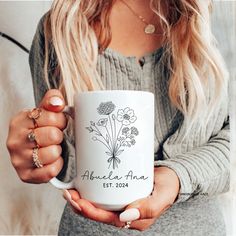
33 127 64 147
11 145 62 169
27 109 67 130
22 145 62 168
68 189 81 201
67 190 122 226
37 145 62 165
77 199 121 225
39 89 65 113
7 125 64 152
128 218 156 231
28 157 64 183
120 195 169 221
64 189 83 212
10 109 67 132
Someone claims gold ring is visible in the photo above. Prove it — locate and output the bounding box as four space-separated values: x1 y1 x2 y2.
27 130 36 142
28 108 42 128
123 221 131 229
32 147 43 168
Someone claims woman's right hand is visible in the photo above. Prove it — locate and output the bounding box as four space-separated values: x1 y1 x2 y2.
6 89 67 183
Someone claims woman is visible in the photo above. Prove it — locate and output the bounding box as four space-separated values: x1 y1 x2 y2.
7 0 229 235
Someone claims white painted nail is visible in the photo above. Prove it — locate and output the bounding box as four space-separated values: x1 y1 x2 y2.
119 208 140 222
49 96 63 106
70 199 82 211
62 190 82 211
62 189 72 201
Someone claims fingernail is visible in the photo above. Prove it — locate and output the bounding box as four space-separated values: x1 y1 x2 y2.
62 190 82 211
49 96 63 106
70 199 82 211
62 189 72 201
119 208 140 222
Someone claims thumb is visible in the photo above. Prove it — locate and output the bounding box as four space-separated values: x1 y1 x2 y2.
119 196 171 222
39 89 65 112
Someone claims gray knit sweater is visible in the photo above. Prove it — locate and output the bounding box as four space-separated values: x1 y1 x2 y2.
29 14 230 236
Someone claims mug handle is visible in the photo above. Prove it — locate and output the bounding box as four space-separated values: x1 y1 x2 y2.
49 106 76 189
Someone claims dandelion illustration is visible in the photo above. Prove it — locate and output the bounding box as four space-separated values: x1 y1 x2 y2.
86 101 139 169
117 108 137 126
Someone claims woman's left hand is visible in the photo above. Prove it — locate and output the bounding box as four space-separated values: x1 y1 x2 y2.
119 166 180 230
63 166 180 231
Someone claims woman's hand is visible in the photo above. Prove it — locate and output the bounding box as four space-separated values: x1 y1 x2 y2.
63 189 123 227
6 89 67 183
64 166 180 231
119 166 180 230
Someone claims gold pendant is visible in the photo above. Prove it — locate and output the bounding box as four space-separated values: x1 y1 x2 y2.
144 24 156 34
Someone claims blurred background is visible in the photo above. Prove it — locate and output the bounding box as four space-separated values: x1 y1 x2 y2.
0 1 235 235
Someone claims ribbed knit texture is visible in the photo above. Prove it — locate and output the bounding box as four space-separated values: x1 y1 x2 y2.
28 13 229 235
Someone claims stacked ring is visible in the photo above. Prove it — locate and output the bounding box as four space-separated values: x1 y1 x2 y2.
123 221 131 229
32 147 43 168
27 130 36 142
27 107 43 168
27 108 42 128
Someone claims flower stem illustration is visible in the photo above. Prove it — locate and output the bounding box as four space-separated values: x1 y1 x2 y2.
86 101 139 169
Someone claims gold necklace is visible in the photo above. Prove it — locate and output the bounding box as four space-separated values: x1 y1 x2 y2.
120 0 159 35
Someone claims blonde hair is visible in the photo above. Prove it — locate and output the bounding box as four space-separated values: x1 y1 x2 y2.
43 0 228 130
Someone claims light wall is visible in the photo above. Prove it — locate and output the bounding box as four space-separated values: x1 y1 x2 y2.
0 1 65 235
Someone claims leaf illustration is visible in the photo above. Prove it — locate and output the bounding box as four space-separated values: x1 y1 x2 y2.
90 121 95 126
86 127 93 133
106 134 109 143
116 149 124 156
114 143 119 152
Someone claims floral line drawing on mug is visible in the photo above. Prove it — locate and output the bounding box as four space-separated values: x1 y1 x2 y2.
86 101 139 169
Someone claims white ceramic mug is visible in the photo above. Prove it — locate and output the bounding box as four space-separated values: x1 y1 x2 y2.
50 90 154 211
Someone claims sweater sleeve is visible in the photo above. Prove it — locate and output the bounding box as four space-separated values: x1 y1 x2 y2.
28 13 76 181
155 117 230 203
28 14 48 106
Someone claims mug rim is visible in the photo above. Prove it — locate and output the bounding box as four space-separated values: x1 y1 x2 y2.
74 90 154 96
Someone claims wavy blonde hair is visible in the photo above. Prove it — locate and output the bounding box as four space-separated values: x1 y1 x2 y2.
43 0 228 130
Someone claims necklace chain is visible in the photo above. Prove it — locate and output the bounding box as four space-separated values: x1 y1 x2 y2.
120 0 151 25
119 0 162 35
